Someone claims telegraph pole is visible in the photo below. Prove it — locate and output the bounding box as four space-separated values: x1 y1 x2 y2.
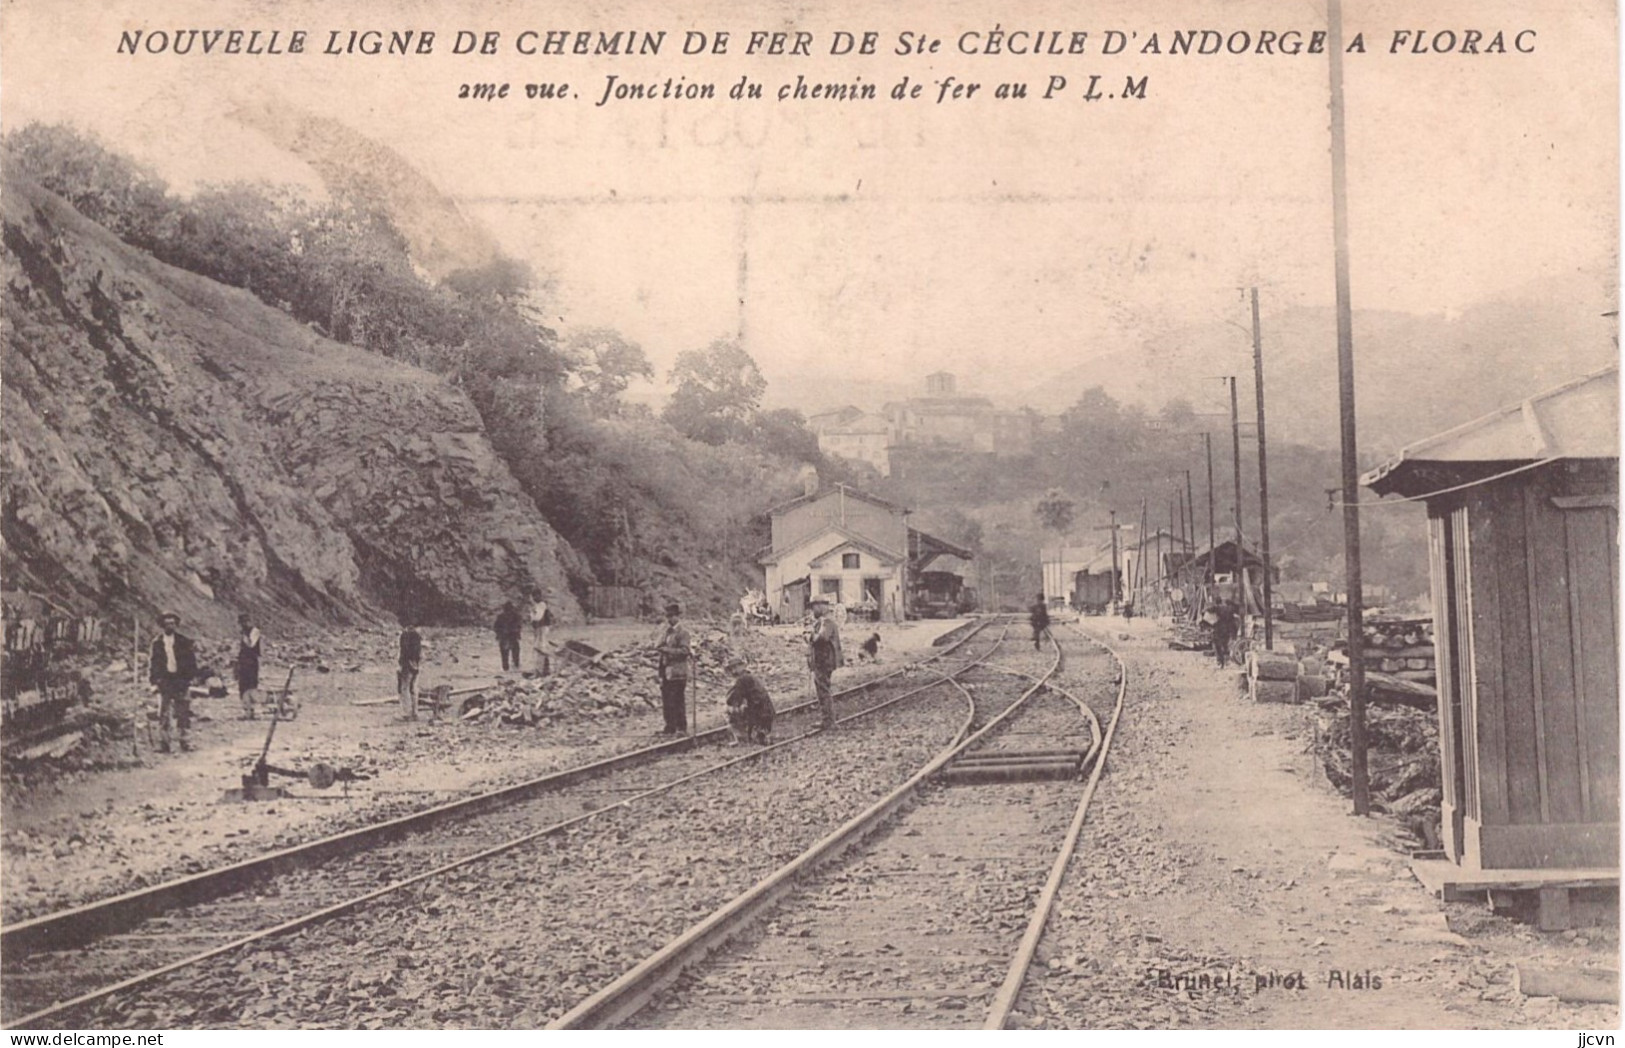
1109 511 1122 605
1329 0 1370 815
1250 287 1275 650
1135 498 1150 610
1184 469 1197 585
1226 376 1245 585
1203 433 1216 582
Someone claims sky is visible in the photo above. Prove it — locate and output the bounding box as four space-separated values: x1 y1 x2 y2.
2 0 1617 412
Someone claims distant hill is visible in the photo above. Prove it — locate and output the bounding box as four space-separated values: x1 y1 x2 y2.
1013 291 1616 458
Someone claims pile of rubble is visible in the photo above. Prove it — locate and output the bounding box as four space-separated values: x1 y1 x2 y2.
446 625 812 729
1313 699 1443 847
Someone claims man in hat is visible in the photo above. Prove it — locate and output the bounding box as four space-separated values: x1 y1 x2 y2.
654 601 692 735
494 601 523 672
398 618 423 721
235 612 262 719
807 599 842 729
148 612 198 752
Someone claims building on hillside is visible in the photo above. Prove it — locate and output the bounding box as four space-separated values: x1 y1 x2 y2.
814 411 894 475
1363 364 1617 901
759 480 973 621
883 372 1033 458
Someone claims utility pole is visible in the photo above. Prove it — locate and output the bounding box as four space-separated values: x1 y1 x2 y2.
1226 376 1245 586
1108 510 1122 605
1329 0 1369 815
1250 287 1275 650
1203 432 1216 582
1184 468 1197 586
1135 497 1150 610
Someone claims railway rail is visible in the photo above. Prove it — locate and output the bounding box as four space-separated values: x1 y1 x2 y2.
548 624 1129 1029
2 618 1014 1028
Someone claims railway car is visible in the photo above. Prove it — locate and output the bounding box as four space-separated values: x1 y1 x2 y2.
1071 569 1116 615
910 571 977 618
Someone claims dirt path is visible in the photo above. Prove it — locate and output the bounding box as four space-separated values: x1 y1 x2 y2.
1016 617 1618 1030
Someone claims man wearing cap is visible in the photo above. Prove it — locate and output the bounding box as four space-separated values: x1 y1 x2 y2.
655 602 692 735
807 599 842 729
148 612 198 753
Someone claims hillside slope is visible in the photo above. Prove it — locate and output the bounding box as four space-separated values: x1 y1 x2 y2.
2 173 577 633
1016 298 1617 456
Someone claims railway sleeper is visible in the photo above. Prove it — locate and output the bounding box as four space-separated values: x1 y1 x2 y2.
936 761 1082 785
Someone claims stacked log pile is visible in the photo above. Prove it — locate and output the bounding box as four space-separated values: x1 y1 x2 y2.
1362 618 1437 683
1246 650 1300 704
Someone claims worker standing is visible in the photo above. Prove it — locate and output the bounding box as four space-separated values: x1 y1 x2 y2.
1210 600 1238 669
1029 593 1052 651
398 619 422 721
148 611 198 753
529 590 554 675
655 601 692 735
235 612 262 720
494 601 523 672
807 599 842 729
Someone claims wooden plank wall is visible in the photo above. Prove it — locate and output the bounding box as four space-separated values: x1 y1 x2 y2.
1463 464 1618 868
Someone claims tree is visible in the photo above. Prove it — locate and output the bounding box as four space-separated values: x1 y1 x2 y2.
3 123 172 250
663 339 766 445
563 328 654 416
752 407 820 463
1035 489 1077 533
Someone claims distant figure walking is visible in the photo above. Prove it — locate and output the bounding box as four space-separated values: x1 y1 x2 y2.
235 612 262 720
529 590 554 675
1030 593 1052 651
149 612 198 753
725 656 775 745
494 601 523 671
807 600 842 729
398 620 423 721
1210 601 1238 669
655 601 692 735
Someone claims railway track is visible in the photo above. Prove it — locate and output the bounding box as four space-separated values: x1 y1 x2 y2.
2 618 1015 1028
553 625 1127 1030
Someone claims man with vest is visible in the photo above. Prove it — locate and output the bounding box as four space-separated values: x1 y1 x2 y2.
655 601 692 735
807 600 842 729
148 611 198 753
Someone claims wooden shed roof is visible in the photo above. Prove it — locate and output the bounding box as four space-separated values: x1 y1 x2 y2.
1363 364 1618 498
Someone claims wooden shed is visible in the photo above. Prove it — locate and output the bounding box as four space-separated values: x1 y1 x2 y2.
1363 365 1618 876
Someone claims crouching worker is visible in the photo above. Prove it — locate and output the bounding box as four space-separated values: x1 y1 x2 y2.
725 656 775 745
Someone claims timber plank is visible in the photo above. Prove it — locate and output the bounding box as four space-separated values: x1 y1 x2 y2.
1529 485 1583 824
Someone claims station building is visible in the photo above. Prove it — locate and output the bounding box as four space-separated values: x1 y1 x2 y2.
759 479 972 621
